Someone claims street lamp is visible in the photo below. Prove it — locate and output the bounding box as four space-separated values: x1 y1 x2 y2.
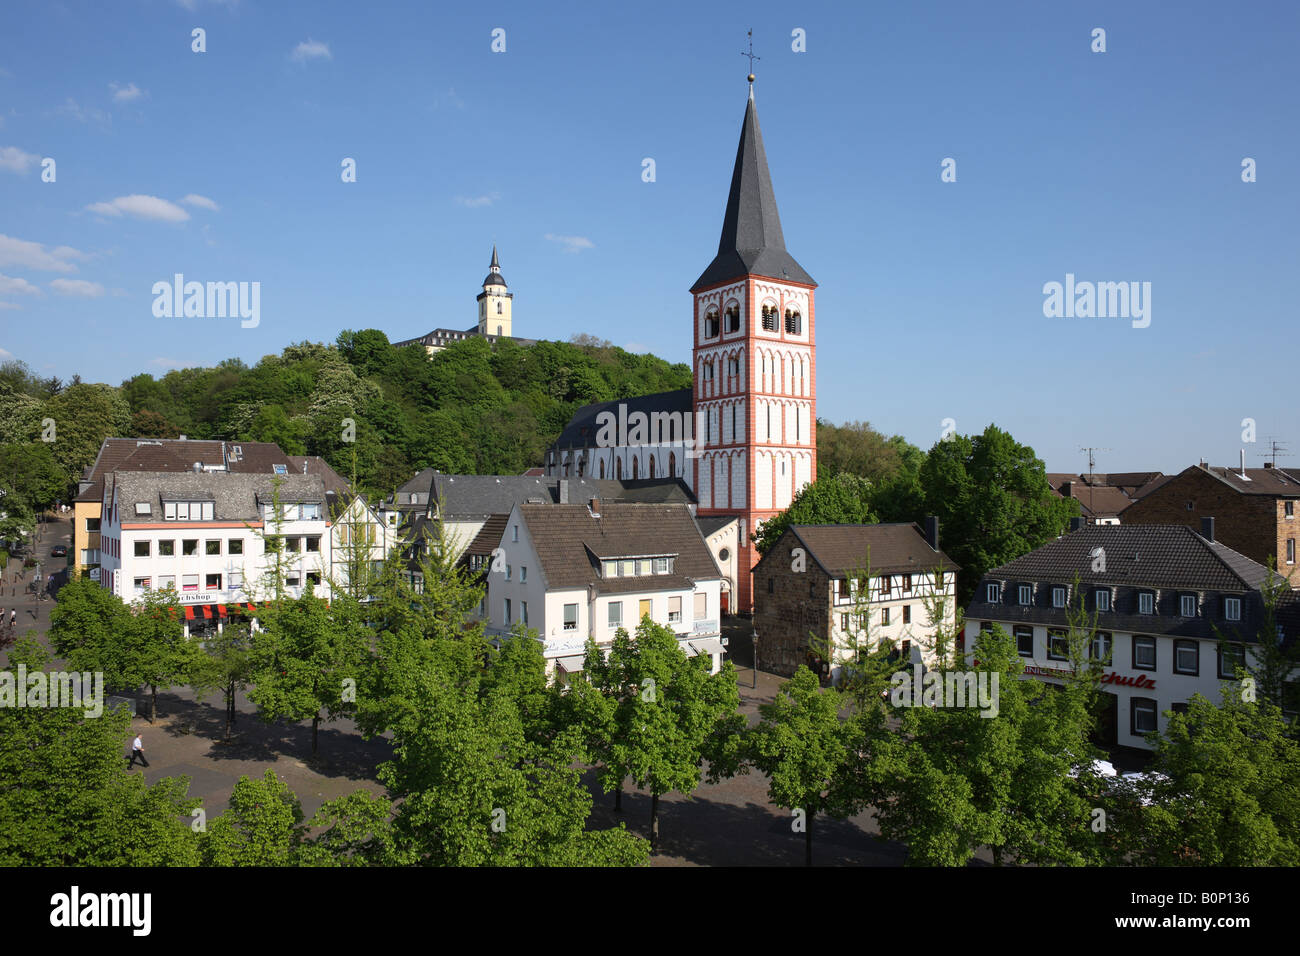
751 628 759 689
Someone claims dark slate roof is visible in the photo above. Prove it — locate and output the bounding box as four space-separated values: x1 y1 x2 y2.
519 502 721 593
980 525 1272 593
1068 485 1134 519
756 523 957 577
289 456 352 497
482 272 506 287
225 441 296 475
691 90 815 291
1200 464 1300 496
82 438 226 484
427 474 693 517
695 515 737 537
110 471 325 522
552 388 693 449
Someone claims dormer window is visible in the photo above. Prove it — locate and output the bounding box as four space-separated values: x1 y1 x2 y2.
1017 584 1031 606
135 502 151 516
1052 586 1066 608
1225 597 1242 621
163 500 214 521
1094 589 1111 612
1180 594 1197 617
1139 591 1155 615
986 583 1001 603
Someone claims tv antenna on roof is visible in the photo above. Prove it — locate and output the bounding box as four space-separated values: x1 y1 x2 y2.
1256 438 1291 469
1079 447 1111 523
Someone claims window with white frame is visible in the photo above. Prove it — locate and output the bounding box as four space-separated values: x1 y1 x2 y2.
1139 591 1154 614
1018 584 1031 605
609 601 622 628
157 575 174 590
669 596 682 623
1091 632 1112 663
1174 639 1198 675
563 604 578 631
1225 597 1242 621
182 574 199 592
1132 635 1156 670
1052 586 1066 608
1095 589 1111 612
986 583 1000 602
1180 594 1196 617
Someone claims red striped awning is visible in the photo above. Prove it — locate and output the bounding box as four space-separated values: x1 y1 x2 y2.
184 606 195 620
201 605 212 619
246 602 257 613
217 604 228 617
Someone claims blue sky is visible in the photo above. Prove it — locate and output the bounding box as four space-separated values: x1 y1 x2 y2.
1 0 1296 475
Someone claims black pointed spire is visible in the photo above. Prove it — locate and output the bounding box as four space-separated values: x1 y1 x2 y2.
483 245 506 287
691 89 814 291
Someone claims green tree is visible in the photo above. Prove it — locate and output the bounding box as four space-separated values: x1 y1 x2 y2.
752 472 877 555
43 382 132 486
189 620 254 740
1116 692 1300 866
0 637 201 865
247 591 369 755
604 618 744 853
200 770 304 866
748 666 858 865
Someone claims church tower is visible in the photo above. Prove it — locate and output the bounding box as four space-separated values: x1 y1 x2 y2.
691 78 817 612
476 245 513 338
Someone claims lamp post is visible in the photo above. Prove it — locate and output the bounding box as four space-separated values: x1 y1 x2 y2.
751 628 759 689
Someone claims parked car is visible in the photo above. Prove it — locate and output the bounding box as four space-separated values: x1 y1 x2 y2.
51 545 68 557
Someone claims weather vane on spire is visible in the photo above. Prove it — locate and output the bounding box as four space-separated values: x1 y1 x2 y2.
741 28 759 83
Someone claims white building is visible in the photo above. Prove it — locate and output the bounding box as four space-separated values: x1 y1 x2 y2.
97 470 335 631
485 499 725 678
964 519 1299 751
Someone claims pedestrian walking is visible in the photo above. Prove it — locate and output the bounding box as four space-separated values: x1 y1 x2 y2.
9 609 16 629
127 734 150 769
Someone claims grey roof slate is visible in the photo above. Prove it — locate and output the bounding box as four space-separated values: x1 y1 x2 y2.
756 523 957 577
552 388 693 449
111 471 325 522
518 502 721 592
691 91 815 291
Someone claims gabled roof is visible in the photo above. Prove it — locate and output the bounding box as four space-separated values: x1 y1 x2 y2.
691 90 815 291
517 502 721 593
428 474 694 518
980 524 1273 592
756 523 957 577
1198 464 1300 496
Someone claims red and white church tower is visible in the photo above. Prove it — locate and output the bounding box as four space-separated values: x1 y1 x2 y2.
691 77 817 612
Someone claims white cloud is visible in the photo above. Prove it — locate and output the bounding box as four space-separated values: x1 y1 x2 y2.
85 194 190 223
0 235 85 273
110 82 144 103
57 98 110 127
0 146 40 174
455 192 500 208
0 303 21 312
50 278 106 297
0 274 42 296
291 39 332 63
180 193 220 211
544 233 595 253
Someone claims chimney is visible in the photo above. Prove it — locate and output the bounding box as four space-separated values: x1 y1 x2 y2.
1069 516 1085 532
1201 516 1215 542
559 478 570 504
1240 449 1247 478
192 461 202 473
923 515 939 551
588 496 601 518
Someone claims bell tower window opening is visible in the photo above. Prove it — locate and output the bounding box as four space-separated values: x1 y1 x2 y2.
761 304 777 332
784 309 801 335
704 308 719 338
725 305 740 333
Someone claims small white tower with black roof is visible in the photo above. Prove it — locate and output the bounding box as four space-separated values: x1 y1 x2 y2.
476 245 513 338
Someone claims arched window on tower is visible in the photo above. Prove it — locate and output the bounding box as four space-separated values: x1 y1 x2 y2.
496 302 502 314
497 325 503 336
725 304 740 333
705 308 719 338
784 309 802 335
762 304 778 332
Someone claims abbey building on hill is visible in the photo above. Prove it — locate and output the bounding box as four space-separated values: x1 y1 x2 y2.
393 246 535 355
